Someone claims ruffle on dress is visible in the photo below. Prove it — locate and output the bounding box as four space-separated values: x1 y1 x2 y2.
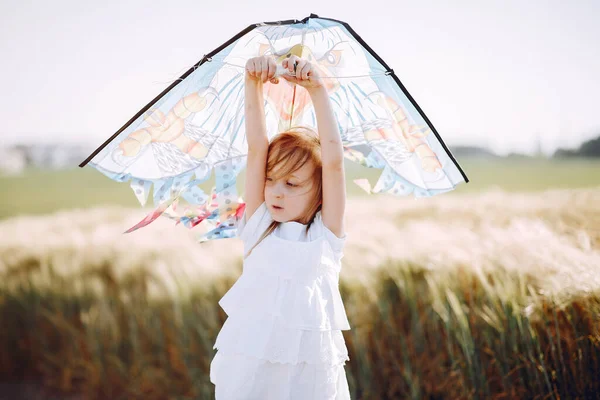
218 252 351 331
213 310 349 365
210 350 351 400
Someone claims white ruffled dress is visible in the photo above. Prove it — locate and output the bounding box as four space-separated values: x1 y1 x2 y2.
210 202 352 399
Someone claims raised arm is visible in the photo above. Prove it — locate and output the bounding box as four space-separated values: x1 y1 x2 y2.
280 55 346 238
308 86 346 238
243 56 278 220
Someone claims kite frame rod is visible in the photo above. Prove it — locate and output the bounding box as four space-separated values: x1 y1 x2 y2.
78 13 469 184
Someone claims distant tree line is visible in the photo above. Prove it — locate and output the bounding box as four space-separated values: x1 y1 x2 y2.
553 134 600 158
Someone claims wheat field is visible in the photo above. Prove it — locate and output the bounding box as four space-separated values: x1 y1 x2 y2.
1 159 600 399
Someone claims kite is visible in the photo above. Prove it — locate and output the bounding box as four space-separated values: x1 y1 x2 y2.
79 14 469 242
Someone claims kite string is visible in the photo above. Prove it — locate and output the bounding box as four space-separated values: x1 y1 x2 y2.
151 61 391 85
222 61 392 79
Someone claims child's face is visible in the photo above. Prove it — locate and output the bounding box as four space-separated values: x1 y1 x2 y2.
264 161 319 224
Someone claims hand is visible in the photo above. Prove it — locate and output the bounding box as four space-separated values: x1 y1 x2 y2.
280 55 323 91
245 55 280 84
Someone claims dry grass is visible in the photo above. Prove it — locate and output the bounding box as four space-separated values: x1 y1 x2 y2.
1 187 599 399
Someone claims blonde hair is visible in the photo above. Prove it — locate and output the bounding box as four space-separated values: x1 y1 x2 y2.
244 126 323 259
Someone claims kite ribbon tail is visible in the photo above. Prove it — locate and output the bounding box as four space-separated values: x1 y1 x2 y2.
123 196 178 234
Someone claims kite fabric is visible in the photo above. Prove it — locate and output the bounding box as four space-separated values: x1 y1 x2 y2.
79 13 469 243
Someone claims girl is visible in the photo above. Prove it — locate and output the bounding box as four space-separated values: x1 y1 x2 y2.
210 54 352 399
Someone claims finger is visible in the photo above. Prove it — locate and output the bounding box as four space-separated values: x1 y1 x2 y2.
256 58 261 81
288 55 298 73
267 58 276 80
296 60 306 80
261 57 268 83
301 62 311 80
280 74 296 84
246 60 256 78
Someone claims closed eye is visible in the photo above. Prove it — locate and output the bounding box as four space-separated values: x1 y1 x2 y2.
266 177 298 187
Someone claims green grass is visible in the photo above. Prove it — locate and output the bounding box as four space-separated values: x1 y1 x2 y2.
1 157 599 219
456 157 600 192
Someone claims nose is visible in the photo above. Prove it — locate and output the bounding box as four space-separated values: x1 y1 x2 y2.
272 182 284 198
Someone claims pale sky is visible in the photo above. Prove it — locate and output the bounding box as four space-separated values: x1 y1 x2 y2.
1 0 598 156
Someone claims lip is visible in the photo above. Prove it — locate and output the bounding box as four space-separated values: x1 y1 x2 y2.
271 205 284 211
